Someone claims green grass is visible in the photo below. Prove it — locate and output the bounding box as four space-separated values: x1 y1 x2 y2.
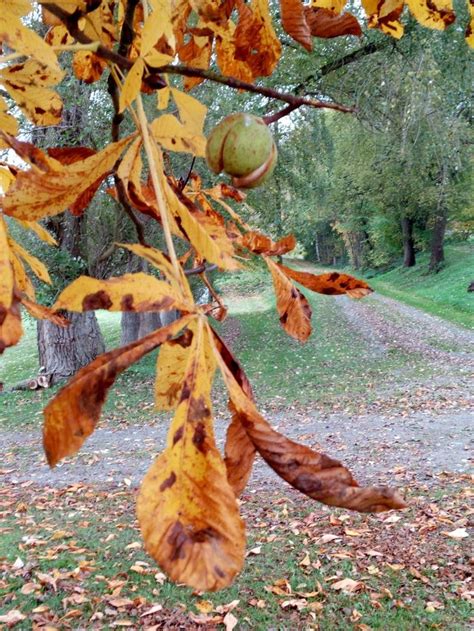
361 244 473 329
1 486 471 630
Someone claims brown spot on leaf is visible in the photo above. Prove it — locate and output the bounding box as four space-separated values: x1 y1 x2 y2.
173 425 184 445
214 565 226 578
167 521 188 561
170 329 193 348
328 272 340 281
120 294 134 311
160 471 176 491
192 421 207 453
190 396 210 422
82 290 113 310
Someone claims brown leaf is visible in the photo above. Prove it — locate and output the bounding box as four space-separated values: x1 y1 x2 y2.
2 134 132 221
242 231 296 256
304 7 362 38
211 327 256 496
233 0 282 77
21 297 69 327
43 315 194 466
278 265 373 297
0 290 23 355
213 345 407 513
280 0 313 50
266 257 312 342
137 319 245 591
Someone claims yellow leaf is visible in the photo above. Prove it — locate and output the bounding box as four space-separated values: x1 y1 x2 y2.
0 216 13 310
43 315 194 466
119 58 145 113
44 24 75 47
361 0 404 37
467 0 474 47
8 237 51 284
118 243 193 301
2 135 132 221
312 0 347 13
0 7 61 71
15 220 57 246
156 83 170 109
52 272 191 314
0 98 19 146
151 113 207 156
164 181 240 270
10 253 35 300
406 0 455 29
141 1 175 55
171 88 207 135
144 51 174 68
137 318 245 591
0 165 16 192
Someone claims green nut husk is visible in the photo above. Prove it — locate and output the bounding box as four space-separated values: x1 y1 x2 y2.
205 113 278 189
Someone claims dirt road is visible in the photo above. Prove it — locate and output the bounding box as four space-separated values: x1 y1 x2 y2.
1 291 472 492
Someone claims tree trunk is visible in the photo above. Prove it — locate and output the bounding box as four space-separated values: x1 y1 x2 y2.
401 216 416 267
37 311 105 385
429 214 447 271
429 164 448 272
120 311 141 346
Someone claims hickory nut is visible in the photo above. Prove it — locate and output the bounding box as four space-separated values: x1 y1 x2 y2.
205 113 277 189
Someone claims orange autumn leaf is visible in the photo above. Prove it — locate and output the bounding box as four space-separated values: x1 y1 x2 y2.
72 50 108 83
214 344 407 513
43 315 194 467
2 135 132 221
137 318 245 591
280 0 313 51
0 289 23 355
277 264 373 297
265 257 312 342
242 231 296 256
21 297 69 327
211 327 256 496
304 7 362 38
52 273 191 314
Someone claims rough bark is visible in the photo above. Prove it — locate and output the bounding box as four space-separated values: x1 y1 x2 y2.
38 311 105 385
401 216 416 267
429 165 448 272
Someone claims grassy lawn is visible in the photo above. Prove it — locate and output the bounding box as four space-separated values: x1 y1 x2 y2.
358 244 473 329
1 477 471 630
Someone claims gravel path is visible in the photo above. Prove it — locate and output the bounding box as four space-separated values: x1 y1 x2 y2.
1 291 472 492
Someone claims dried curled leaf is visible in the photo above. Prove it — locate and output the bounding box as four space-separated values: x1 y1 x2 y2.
280 0 313 50
52 272 191 314
242 231 296 256
304 7 362 38
214 344 407 513
266 258 312 342
278 265 373 298
21 297 69 327
211 327 256 496
137 319 245 591
43 316 194 467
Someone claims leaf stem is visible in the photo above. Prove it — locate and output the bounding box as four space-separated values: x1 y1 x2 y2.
134 94 183 291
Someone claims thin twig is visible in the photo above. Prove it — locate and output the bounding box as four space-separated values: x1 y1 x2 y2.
263 104 299 125
179 157 196 192
184 263 218 277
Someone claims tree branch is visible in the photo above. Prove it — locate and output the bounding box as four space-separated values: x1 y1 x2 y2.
41 2 354 114
263 104 299 125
